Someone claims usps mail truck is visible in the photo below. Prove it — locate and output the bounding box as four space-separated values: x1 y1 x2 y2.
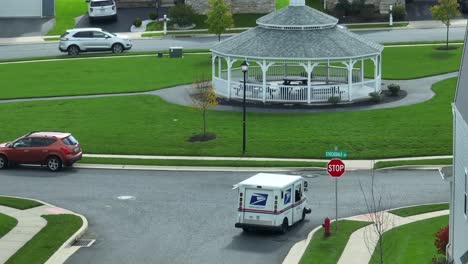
234 173 311 233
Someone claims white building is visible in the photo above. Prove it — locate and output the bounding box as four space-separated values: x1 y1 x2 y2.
447 24 468 264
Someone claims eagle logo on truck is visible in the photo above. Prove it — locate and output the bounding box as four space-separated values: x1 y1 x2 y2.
250 193 268 206
284 189 291 204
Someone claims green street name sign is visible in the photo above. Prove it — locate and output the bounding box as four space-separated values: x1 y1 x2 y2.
325 151 348 158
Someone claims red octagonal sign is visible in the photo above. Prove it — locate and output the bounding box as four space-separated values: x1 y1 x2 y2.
327 159 346 177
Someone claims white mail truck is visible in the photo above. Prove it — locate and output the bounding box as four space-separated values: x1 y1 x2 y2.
234 173 311 233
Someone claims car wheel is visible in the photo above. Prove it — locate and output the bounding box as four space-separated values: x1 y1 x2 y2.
0 155 8 169
112 43 124 54
301 209 306 222
47 156 62 172
280 218 288 234
67 45 80 56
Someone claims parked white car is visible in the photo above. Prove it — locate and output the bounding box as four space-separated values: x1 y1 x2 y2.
59 28 132 55
88 0 117 22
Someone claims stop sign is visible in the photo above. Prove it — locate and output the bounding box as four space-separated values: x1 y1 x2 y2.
327 159 346 177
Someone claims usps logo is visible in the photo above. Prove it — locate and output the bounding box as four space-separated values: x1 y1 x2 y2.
284 189 291 204
250 193 268 206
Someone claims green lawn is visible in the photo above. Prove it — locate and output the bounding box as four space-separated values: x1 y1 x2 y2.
389 203 449 217
0 213 18 239
375 158 453 169
0 45 462 100
0 197 42 210
300 220 371 264
0 77 456 158
6 214 82 264
369 215 448 264
190 14 265 29
81 157 326 167
277 0 324 10
47 0 88 36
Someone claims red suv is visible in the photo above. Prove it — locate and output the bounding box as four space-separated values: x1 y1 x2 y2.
0 132 82 172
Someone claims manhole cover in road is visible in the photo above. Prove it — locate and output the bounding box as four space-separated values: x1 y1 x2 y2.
117 195 136 200
73 239 96 247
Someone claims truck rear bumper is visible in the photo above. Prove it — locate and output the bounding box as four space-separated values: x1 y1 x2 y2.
235 223 282 231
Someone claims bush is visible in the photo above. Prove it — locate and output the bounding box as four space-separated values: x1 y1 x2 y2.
169 4 195 27
149 12 158 20
434 225 449 255
328 96 341 105
387 84 400 96
350 0 365 15
369 92 383 103
335 0 351 16
392 5 407 21
133 17 142 28
431 255 446 264
361 4 376 21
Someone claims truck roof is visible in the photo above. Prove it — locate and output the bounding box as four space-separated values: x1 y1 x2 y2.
237 173 302 188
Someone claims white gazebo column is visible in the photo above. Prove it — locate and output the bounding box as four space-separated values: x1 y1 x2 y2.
260 60 275 103
226 57 236 99
360 58 364 86
300 61 318 104
378 54 382 92
371 56 378 92
218 57 222 79
212 55 217 78
345 59 357 101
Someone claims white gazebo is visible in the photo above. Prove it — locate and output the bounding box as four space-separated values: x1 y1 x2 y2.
210 0 384 105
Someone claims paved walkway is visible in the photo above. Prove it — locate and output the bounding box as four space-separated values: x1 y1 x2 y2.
338 209 449 264
0 199 88 264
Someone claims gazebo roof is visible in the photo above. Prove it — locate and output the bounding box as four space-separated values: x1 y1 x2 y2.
256 6 338 29
210 3 383 60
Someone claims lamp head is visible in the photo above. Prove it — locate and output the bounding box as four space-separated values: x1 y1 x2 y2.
241 61 249 72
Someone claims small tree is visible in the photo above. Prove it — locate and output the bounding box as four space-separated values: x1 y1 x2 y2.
431 0 461 49
206 0 234 41
190 79 219 139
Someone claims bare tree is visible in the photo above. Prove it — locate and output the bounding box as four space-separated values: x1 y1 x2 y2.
189 78 218 140
358 161 394 264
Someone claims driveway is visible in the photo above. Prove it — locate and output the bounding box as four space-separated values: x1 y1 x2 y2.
75 7 159 33
406 0 468 20
0 18 54 38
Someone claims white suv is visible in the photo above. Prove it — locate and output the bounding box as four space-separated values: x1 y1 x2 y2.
88 0 117 22
59 28 132 55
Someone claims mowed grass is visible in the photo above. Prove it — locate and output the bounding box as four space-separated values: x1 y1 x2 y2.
300 220 371 264
369 215 448 264
47 0 88 36
374 158 453 169
389 203 449 217
0 197 42 210
0 77 455 158
6 214 82 264
0 54 211 99
0 214 18 239
0 45 462 100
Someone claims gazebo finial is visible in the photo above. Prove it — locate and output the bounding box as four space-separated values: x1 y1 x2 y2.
289 0 305 6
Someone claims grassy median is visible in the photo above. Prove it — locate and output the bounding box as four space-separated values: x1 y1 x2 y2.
374 158 453 169
6 214 82 264
389 203 449 217
0 214 18 239
0 197 42 210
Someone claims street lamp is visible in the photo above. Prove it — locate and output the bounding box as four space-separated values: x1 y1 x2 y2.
241 60 249 154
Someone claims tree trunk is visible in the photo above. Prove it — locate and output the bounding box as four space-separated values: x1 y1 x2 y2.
203 110 206 137
218 34 221 41
446 24 449 50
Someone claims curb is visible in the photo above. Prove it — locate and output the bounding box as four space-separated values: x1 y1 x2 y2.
0 195 88 264
282 202 448 264
375 165 449 171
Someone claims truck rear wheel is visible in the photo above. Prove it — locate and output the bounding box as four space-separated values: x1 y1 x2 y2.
280 218 288 234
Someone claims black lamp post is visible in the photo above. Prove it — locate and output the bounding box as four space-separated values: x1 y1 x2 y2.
241 60 249 154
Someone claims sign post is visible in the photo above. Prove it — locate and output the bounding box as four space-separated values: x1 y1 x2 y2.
327 158 346 232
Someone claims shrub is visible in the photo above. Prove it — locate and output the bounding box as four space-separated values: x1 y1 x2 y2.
133 17 142 28
169 4 195 27
328 96 341 105
434 225 449 255
369 92 383 103
387 84 400 96
392 5 407 21
335 0 351 16
361 4 376 21
350 0 365 15
149 12 158 20
431 255 446 264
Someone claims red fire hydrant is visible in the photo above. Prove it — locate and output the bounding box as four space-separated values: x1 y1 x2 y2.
322 217 331 237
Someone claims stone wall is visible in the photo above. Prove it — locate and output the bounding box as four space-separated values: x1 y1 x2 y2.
117 0 274 14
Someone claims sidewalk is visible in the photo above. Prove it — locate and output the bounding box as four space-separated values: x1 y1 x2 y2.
0 198 88 264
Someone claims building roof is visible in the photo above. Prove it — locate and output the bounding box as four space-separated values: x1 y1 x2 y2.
256 6 338 29
211 4 382 60
211 26 383 60
238 173 302 188
455 25 468 123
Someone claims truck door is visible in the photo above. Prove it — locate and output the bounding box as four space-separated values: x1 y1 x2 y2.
293 183 304 224
243 188 274 226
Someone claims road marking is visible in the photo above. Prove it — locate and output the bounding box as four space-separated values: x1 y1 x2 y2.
117 195 136 200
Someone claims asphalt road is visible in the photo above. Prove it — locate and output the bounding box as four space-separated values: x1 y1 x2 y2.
0 27 466 60
0 167 449 264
